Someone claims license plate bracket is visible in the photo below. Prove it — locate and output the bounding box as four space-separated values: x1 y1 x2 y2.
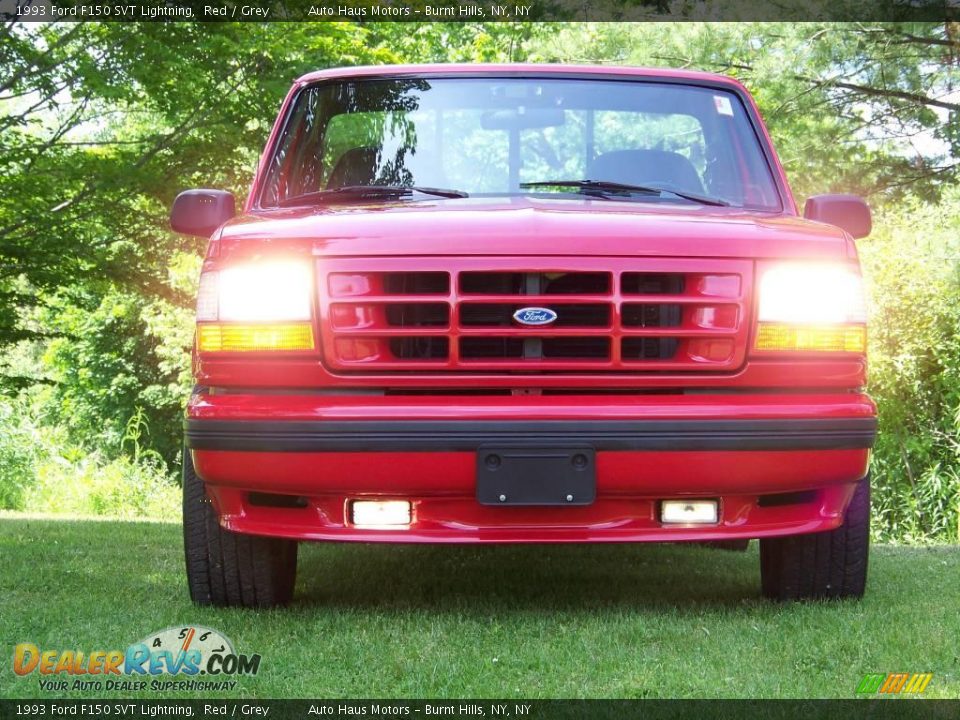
476 446 596 506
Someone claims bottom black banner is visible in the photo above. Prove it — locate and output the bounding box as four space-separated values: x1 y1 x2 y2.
2 700 958 720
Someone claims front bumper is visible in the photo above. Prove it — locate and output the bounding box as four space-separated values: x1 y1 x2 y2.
186 392 876 543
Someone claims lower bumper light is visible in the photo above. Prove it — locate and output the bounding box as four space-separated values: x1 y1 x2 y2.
350 500 412 529
661 499 719 525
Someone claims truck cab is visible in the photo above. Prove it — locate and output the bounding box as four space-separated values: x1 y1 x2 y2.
173 64 875 607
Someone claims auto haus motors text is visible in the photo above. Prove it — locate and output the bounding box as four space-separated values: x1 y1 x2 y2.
12 627 260 692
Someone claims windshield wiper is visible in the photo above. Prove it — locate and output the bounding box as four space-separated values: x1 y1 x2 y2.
278 185 468 207
519 179 730 207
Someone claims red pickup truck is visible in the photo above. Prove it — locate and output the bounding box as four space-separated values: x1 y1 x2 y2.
172 64 876 607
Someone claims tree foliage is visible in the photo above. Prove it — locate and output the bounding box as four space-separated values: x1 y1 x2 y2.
859 192 960 541
0 22 538 463
1 22 958 539
530 22 959 201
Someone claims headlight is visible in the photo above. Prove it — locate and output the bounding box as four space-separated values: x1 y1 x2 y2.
195 261 315 352
755 263 866 353
758 263 865 324
198 261 313 322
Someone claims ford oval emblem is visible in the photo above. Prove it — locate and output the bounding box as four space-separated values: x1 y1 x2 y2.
513 307 558 326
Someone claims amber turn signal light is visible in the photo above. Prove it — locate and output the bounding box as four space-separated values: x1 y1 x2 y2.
754 323 866 353
197 322 315 352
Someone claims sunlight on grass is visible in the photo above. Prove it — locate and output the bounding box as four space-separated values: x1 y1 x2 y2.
1 515 957 699
0 510 179 524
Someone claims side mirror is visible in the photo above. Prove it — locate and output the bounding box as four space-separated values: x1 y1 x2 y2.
804 194 871 239
170 189 235 238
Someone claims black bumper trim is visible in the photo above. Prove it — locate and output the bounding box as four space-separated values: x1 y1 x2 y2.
184 418 877 453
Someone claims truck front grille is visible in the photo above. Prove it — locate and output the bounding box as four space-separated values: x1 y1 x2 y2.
320 258 751 373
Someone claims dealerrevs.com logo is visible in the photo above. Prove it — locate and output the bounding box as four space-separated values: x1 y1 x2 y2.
13 626 261 693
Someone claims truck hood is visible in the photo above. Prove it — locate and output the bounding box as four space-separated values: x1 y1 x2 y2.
219 197 848 260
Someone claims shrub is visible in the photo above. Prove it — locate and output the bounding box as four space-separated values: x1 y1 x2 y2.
0 397 180 520
861 189 960 542
26 452 179 521
37 254 197 469
0 399 42 510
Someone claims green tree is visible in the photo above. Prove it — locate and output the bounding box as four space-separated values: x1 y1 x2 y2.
529 22 959 201
0 22 539 464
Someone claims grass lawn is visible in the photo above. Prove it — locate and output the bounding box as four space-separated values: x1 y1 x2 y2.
0 513 957 699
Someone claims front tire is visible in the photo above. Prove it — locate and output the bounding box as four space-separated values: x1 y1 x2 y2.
182 447 298 608
759 476 870 601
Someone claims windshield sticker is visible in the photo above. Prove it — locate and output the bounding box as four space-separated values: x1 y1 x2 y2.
714 95 734 116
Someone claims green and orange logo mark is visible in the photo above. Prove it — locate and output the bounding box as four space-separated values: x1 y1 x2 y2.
856 672 933 695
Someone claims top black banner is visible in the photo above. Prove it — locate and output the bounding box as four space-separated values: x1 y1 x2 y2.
3 0 958 22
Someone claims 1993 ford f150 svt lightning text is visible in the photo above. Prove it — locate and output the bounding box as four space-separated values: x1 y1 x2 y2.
172 64 876 607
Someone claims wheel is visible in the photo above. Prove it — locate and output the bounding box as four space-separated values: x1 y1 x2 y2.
182 446 298 608
759 476 870 601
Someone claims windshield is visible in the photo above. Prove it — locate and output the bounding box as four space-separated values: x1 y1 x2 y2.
258 77 783 210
